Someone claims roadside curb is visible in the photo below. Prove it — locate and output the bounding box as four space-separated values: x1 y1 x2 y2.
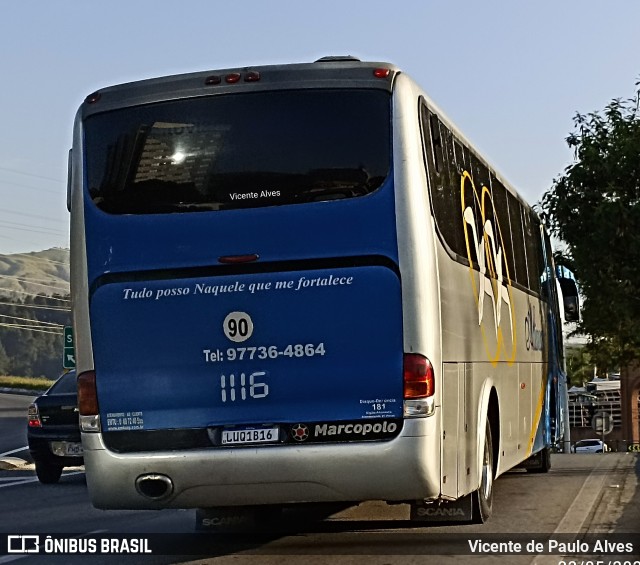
0 457 29 470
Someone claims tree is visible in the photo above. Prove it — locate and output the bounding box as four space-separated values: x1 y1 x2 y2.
541 82 640 370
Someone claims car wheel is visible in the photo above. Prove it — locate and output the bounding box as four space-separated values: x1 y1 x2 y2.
35 461 63 484
471 420 494 523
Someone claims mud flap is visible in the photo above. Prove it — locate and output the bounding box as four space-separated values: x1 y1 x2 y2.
410 495 474 523
517 450 544 470
519 447 551 473
196 506 264 532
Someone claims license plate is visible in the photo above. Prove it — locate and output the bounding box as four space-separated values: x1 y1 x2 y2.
50 441 83 456
221 426 280 445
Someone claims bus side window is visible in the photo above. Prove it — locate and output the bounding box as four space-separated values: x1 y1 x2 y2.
489 174 516 285
420 102 465 258
429 113 443 174
506 193 529 289
523 210 543 295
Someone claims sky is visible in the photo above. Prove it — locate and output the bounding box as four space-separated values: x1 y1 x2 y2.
0 1 638 255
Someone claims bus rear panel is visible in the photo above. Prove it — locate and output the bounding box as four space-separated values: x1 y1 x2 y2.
71 61 440 510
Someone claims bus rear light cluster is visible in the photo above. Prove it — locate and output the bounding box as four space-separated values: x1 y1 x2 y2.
403 354 435 418
78 370 101 432
373 68 391 79
403 354 434 399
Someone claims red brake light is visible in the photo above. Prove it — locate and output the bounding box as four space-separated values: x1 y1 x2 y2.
244 71 261 82
78 370 99 416
27 404 41 428
373 68 391 79
403 354 434 399
205 75 221 85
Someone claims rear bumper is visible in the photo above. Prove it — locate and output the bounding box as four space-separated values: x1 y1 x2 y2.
27 428 83 466
82 417 440 509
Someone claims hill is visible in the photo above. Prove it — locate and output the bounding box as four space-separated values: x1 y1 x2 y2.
0 248 69 299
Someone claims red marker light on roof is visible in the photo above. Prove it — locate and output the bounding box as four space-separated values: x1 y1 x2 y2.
373 68 391 79
205 75 221 85
244 71 261 82
85 91 101 104
225 73 242 84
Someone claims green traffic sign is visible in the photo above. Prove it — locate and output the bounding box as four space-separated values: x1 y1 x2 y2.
63 326 75 369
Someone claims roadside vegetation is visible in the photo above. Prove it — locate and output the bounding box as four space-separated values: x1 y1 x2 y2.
0 375 54 391
541 79 640 372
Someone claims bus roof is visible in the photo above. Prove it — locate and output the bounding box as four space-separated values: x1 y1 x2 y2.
80 57 400 118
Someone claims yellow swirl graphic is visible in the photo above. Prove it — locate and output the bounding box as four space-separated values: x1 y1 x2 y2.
461 170 517 365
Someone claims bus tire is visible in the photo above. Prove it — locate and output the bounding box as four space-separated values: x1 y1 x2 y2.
472 420 494 523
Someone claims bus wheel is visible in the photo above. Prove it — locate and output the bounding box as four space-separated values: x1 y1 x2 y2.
472 420 494 523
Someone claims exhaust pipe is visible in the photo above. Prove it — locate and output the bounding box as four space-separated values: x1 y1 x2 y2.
135 474 174 500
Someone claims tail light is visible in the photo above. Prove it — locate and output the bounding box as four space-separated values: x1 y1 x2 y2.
403 354 436 418
403 354 434 399
28 404 42 428
78 370 101 432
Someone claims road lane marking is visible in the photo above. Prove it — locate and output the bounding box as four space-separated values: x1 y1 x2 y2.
0 471 84 489
0 555 28 564
0 478 39 489
0 447 28 457
529 455 614 565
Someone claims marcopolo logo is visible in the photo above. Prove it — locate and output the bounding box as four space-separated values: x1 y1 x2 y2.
315 421 397 437
287 419 402 444
288 420 401 443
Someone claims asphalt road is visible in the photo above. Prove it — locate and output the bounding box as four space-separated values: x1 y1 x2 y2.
1 392 639 565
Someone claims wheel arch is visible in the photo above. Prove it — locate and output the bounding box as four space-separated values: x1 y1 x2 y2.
477 381 500 484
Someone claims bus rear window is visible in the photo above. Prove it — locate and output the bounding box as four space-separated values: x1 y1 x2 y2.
84 89 391 214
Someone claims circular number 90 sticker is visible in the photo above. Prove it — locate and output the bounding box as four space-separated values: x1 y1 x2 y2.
223 311 254 343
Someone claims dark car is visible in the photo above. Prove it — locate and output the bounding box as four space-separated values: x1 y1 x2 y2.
27 370 83 483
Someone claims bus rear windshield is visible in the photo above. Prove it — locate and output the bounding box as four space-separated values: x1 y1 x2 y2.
84 89 391 214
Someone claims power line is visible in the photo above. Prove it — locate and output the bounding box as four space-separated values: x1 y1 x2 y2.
8 251 69 267
0 314 64 328
0 300 70 312
0 165 63 184
0 178 61 196
0 322 62 335
0 274 69 294
0 219 66 236
0 288 70 303
0 206 67 224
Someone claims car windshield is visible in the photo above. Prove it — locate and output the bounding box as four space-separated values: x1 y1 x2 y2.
85 89 391 214
47 372 77 395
